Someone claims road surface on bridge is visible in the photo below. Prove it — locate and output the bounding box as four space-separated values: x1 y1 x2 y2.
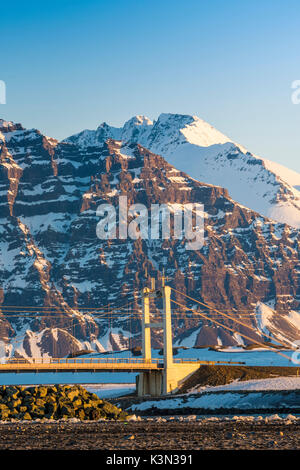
0 357 221 374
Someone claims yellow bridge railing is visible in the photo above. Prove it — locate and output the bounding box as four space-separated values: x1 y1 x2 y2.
0 357 245 367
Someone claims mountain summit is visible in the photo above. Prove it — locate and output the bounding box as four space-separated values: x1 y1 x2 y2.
64 113 300 228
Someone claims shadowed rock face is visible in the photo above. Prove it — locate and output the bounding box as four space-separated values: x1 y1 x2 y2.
0 121 300 358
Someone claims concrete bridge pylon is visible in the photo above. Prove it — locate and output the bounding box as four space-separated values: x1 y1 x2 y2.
137 281 200 396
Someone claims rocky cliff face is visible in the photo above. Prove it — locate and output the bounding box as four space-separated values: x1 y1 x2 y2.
65 113 300 229
1 119 300 358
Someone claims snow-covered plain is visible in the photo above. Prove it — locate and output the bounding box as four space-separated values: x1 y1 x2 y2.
191 376 300 393
131 390 300 412
80 346 300 367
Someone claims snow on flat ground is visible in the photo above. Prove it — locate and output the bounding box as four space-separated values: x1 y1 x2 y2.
85 384 135 399
192 376 300 393
173 347 299 367
131 390 300 412
82 347 300 367
132 378 300 412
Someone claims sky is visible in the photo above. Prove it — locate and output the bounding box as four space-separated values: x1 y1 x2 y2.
1 0 300 171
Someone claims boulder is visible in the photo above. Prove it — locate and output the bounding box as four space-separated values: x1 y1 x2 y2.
72 398 82 408
0 385 128 421
37 387 48 398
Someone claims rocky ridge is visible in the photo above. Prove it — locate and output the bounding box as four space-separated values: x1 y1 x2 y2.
0 118 300 357
65 113 300 228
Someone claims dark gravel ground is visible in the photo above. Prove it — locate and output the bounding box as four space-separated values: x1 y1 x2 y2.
0 420 299 450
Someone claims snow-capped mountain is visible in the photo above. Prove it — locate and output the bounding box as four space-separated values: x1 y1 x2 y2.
1 117 300 358
65 113 300 228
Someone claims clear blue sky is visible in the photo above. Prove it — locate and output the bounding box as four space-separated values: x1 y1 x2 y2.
1 0 300 171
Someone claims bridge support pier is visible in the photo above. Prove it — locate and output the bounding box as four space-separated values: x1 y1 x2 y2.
136 371 163 396
162 363 201 394
136 364 201 397
138 282 201 396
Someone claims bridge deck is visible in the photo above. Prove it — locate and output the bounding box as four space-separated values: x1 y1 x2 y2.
0 358 219 374
0 358 244 374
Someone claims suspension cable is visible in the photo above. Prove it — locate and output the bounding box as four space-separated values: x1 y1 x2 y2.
171 287 295 349
171 298 293 362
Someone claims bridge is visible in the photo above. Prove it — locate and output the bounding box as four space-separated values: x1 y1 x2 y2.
0 357 216 373
0 278 294 396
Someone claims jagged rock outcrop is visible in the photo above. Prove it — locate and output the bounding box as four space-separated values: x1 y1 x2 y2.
0 118 300 357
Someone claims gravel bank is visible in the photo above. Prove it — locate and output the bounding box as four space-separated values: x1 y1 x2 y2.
0 419 300 450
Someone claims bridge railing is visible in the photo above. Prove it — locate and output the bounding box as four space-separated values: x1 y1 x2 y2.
3 357 245 366
4 357 203 365
4 357 162 365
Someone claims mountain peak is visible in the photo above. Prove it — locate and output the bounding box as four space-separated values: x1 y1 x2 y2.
148 113 233 151
62 112 300 228
0 119 24 133
123 115 153 127
121 115 153 143
156 112 194 123
63 112 233 150
96 121 111 130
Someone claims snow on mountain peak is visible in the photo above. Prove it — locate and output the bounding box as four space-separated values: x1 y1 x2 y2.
144 113 239 156
4 112 300 228
62 112 300 228
177 114 233 147
64 112 244 155
124 115 153 127
121 115 153 143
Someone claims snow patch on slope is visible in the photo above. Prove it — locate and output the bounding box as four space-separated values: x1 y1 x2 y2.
255 302 274 338
286 311 300 332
